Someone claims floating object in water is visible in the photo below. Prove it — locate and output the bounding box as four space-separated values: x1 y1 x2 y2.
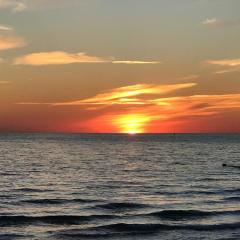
222 163 240 169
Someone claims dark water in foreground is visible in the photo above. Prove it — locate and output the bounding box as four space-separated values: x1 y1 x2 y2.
0 134 239 240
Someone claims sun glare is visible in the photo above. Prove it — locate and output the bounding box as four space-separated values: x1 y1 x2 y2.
114 114 150 134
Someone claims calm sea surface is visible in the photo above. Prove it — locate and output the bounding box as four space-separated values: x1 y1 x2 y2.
0 134 239 240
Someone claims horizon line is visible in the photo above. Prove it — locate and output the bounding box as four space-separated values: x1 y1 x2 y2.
0 132 239 135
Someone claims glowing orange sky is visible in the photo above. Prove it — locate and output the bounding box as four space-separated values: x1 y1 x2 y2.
0 1 240 133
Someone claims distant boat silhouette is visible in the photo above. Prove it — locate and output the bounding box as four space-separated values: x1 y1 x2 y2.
222 163 240 169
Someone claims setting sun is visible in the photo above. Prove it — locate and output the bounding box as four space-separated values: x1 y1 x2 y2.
113 114 151 134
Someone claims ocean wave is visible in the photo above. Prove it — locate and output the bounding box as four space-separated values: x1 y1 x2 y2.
155 189 240 196
142 209 240 220
21 198 99 205
0 233 28 240
0 214 117 226
154 190 218 195
95 222 240 231
144 210 214 219
94 202 148 211
223 189 240 194
56 222 240 238
15 188 54 193
223 196 240 201
0 173 20 176
1 209 239 227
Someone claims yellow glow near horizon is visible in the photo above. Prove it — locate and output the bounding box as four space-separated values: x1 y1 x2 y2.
114 114 151 134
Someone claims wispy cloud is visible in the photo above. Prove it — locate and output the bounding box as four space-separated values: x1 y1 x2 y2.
206 59 240 67
202 18 221 26
0 25 13 31
202 17 240 28
17 83 196 106
214 68 240 74
112 60 159 65
174 75 199 81
0 35 25 50
0 24 25 51
51 83 196 106
13 51 161 66
151 94 240 111
0 0 26 12
14 52 109 65
206 58 240 74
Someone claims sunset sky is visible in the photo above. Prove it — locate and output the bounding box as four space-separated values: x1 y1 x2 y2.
0 0 240 133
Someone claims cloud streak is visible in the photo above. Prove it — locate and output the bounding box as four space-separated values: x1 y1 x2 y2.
0 24 25 51
13 51 161 66
0 25 13 31
214 68 240 74
51 83 196 106
14 51 108 65
202 17 240 28
202 18 221 26
0 35 25 50
112 60 159 65
206 59 240 67
0 0 26 12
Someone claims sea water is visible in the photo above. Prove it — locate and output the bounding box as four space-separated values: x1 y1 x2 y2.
0 134 239 239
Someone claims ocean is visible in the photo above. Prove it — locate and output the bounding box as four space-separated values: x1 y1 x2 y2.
0 134 239 240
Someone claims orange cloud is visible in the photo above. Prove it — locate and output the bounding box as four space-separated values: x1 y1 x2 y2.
17 83 240 118
85 92 240 133
151 94 240 116
114 94 240 132
0 35 25 50
13 51 161 66
0 25 25 52
16 83 240 133
53 83 196 106
206 59 240 67
214 68 240 74
14 51 108 65
112 60 160 65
